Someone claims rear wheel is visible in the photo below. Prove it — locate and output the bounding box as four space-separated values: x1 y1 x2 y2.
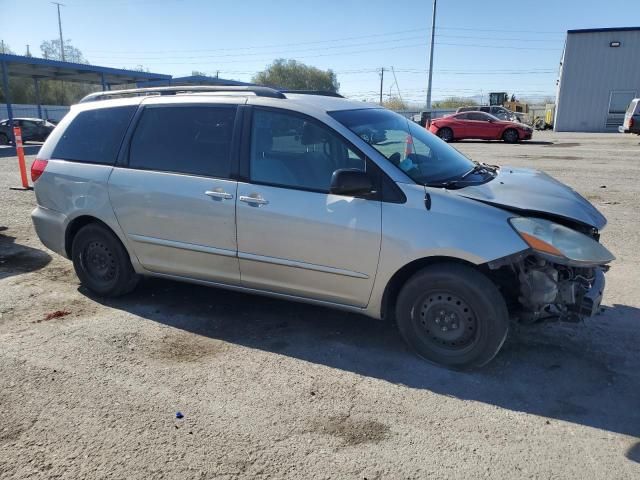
395 264 509 369
502 128 519 143
436 127 454 142
71 223 139 297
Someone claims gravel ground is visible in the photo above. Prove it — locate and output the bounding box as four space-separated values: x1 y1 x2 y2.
1 131 639 479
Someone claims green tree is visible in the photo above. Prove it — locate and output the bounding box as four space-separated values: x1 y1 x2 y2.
252 59 339 92
432 97 478 109
0 39 96 106
382 96 408 111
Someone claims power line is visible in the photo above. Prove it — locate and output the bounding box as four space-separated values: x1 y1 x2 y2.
81 26 564 56
83 28 430 54
92 39 561 67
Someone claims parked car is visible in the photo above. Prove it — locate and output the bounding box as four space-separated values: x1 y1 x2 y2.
457 105 517 121
30 86 613 368
0 117 56 145
619 98 640 134
429 111 533 143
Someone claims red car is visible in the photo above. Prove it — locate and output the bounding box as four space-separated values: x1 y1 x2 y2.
429 111 533 143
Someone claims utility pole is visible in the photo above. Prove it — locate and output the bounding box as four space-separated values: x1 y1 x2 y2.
379 67 384 105
1 40 5 54
425 0 437 110
52 2 65 61
26 45 31 57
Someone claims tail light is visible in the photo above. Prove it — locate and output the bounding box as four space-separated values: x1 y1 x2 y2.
630 117 634 129
31 158 48 182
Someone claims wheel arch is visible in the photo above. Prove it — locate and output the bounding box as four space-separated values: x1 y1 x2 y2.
380 255 486 321
65 215 120 258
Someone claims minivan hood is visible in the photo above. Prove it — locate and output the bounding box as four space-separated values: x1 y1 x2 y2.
455 167 607 230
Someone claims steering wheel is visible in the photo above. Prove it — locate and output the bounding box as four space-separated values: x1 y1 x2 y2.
388 152 401 166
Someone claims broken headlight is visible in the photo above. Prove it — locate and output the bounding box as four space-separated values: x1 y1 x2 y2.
509 217 615 266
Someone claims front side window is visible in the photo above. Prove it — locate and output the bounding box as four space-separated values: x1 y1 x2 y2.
53 106 136 164
330 108 475 185
468 112 488 121
250 109 365 192
129 106 236 177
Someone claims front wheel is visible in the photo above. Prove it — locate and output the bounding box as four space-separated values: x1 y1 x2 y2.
395 264 509 369
72 223 140 297
502 128 519 143
436 127 454 142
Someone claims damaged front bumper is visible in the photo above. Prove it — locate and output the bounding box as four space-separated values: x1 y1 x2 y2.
489 252 609 324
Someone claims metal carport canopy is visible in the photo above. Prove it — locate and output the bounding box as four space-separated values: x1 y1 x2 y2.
1 53 172 140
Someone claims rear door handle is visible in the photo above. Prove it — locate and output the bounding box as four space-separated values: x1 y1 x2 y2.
239 195 269 206
205 190 233 200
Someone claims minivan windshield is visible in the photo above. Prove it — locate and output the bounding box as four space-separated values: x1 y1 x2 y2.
330 108 476 184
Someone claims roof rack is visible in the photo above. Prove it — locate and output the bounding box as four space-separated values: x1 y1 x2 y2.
79 85 286 103
280 90 344 98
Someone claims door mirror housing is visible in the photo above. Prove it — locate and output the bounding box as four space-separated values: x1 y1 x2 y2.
330 169 374 196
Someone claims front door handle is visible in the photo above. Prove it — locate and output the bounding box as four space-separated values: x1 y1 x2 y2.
205 190 233 200
239 195 269 206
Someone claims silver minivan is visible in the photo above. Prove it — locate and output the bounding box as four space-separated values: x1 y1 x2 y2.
31 86 614 368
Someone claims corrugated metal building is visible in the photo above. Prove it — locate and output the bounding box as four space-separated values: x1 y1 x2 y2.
554 27 640 132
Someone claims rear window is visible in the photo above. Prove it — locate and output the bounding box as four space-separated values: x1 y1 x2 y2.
128 106 236 178
52 106 136 164
627 99 639 115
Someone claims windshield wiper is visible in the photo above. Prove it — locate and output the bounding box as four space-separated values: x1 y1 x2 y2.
425 163 499 189
461 162 497 179
424 178 479 189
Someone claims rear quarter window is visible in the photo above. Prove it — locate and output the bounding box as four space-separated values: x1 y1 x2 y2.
52 106 136 164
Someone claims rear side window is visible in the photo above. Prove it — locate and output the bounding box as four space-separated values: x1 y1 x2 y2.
52 106 136 164
129 106 236 178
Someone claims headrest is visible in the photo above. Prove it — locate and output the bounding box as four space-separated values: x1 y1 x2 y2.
301 122 328 145
254 127 273 152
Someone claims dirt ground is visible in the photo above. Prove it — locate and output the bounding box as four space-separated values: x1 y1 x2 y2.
1 131 639 479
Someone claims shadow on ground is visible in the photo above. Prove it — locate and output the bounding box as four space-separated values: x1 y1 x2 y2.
0 229 52 280
0 144 42 158
627 442 640 463
455 140 554 145
93 276 640 439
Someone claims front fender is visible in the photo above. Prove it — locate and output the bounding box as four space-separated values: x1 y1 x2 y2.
365 183 528 318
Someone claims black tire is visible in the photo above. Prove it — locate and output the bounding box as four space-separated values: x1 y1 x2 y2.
502 128 519 143
0 133 9 146
395 263 509 369
436 127 454 142
71 223 139 297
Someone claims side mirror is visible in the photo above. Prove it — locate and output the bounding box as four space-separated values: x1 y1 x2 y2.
330 169 374 196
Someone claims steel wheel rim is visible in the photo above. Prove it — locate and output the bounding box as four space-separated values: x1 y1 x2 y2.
414 291 479 351
81 240 117 285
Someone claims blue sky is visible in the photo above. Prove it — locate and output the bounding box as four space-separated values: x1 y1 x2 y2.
1 0 638 105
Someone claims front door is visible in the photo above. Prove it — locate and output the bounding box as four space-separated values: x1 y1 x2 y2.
467 112 502 139
109 103 241 284
236 108 382 307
